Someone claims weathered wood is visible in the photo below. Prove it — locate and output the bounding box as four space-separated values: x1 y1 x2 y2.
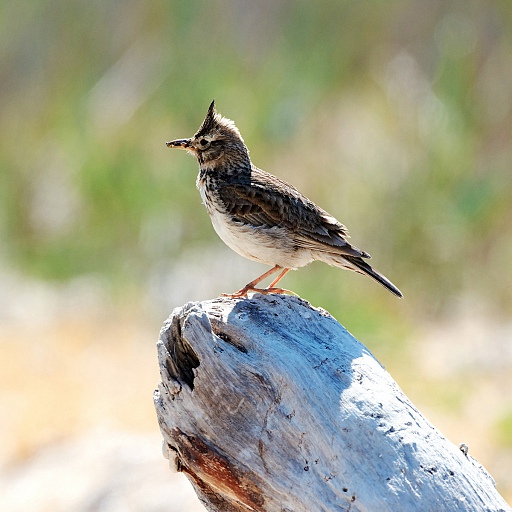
153 295 510 512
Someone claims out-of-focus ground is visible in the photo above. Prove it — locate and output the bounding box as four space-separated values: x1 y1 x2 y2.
0 272 206 511
1 1 511 509
1 264 511 509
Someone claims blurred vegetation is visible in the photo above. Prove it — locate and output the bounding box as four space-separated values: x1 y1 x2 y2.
2 0 511 327
1 0 512 502
496 410 512 448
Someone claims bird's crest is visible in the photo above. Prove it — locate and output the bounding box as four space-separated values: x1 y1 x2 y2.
195 100 243 141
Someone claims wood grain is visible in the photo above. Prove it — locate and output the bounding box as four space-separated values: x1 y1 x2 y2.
154 295 509 512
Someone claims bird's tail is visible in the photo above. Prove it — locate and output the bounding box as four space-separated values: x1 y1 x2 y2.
342 255 403 298
319 251 403 298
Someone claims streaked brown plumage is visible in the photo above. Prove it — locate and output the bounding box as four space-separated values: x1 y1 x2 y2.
166 101 402 298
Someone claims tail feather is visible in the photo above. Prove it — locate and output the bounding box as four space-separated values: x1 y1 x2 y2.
343 256 403 298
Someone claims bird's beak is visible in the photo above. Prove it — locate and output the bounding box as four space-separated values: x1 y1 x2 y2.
166 138 193 150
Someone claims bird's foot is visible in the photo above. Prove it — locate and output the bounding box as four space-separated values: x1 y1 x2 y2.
257 287 298 297
221 286 298 299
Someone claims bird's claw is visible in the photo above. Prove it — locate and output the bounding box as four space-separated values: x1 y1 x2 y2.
221 286 298 299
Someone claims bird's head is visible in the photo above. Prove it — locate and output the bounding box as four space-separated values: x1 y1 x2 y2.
166 100 248 167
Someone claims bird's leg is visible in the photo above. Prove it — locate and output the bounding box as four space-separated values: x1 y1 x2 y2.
257 268 297 296
268 267 291 288
221 265 282 298
222 265 295 298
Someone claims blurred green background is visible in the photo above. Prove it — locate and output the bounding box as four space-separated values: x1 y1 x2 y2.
1 0 511 509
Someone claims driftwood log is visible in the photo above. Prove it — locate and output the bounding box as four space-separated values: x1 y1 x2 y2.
153 294 510 512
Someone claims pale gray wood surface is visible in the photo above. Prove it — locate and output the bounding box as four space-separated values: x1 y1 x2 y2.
154 294 510 512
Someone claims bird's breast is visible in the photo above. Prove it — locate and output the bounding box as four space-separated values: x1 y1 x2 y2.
196 173 313 268
196 173 214 214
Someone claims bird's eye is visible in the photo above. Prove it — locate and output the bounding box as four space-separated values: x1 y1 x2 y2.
199 138 209 147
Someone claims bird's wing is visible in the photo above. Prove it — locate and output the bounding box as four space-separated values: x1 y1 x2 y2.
217 168 370 259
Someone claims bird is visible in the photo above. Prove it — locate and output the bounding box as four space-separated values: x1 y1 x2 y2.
166 100 402 299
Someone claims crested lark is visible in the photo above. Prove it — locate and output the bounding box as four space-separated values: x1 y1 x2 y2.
166 101 402 298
